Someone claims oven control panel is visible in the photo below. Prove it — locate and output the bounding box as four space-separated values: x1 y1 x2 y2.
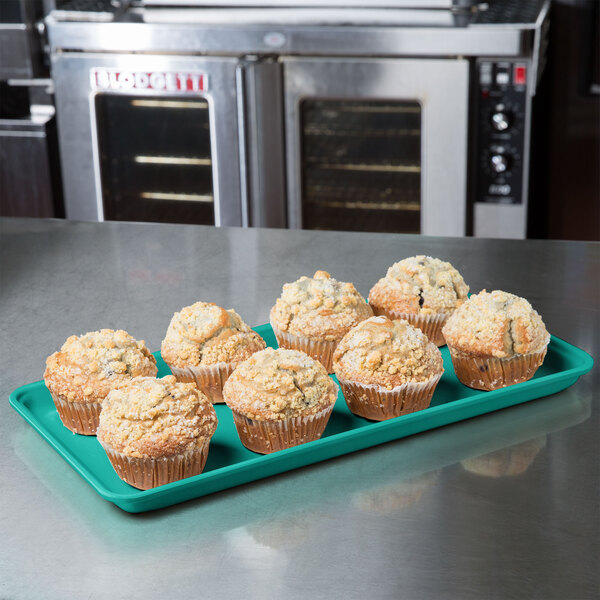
475 60 529 205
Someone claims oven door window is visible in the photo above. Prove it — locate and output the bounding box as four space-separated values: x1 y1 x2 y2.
301 99 421 233
95 95 214 225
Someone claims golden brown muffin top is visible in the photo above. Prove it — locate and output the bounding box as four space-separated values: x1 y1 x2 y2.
222 348 338 420
441 290 550 358
368 256 469 316
97 375 217 459
270 270 373 342
333 316 443 389
161 302 266 368
44 329 157 404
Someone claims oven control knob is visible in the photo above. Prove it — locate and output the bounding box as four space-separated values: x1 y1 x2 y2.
491 110 511 131
490 153 509 173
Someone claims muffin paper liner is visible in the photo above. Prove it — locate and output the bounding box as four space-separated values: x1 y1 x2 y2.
337 374 442 421
231 403 335 454
447 345 548 391
99 440 210 490
270 322 337 373
371 306 449 347
168 362 237 404
50 392 102 435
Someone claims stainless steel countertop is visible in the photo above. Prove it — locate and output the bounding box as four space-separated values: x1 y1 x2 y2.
1 217 598 600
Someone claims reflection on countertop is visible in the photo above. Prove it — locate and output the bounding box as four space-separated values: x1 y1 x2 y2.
12 381 591 559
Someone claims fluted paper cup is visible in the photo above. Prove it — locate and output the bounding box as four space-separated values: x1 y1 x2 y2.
447 345 548 391
168 362 237 404
270 322 337 373
50 392 102 435
370 306 449 347
337 374 442 421
99 440 210 490
231 403 335 454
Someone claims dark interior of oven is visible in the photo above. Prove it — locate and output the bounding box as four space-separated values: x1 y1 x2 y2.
95 94 215 225
300 99 422 234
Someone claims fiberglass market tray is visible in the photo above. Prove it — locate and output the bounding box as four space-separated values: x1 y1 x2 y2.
9 324 594 513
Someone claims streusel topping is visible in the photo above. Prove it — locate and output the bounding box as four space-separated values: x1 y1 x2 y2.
223 348 338 420
55 329 155 376
44 329 157 403
97 375 217 458
270 270 373 342
368 256 469 315
161 302 266 368
442 290 549 358
333 316 444 389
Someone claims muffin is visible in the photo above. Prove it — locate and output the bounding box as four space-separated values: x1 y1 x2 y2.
222 348 338 454
44 329 157 435
368 256 469 346
333 316 443 421
97 375 217 490
161 302 266 403
270 270 373 373
441 290 550 391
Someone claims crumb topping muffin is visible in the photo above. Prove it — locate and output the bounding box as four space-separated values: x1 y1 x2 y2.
97 375 217 459
369 256 469 316
161 302 266 368
44 329 157 406
270 270 373 342
223 348 338 421
334 316 444 390
442 290 549 358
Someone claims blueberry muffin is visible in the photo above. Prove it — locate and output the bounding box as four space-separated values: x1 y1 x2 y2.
368 256 469 346
97 375 217 490
333 316 443 421
44 329 157 435
270 270 373 373
161 302 266 403
223 348 338 454
442 290 550 390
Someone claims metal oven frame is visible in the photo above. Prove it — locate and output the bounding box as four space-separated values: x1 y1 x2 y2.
47 2 549 237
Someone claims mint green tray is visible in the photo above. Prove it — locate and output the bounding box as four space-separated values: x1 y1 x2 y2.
9 324 594 513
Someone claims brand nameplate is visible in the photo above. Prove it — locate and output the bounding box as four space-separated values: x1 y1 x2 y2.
90 69 209 93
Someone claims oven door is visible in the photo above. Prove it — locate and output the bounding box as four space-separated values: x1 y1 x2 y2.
283 57 469 235
52 53 242 226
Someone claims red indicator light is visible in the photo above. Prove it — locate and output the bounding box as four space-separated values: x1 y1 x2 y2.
514 65 527 85
481 89 489 98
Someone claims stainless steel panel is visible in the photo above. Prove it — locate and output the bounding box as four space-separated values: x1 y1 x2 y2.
142 0 456 7
471 56 534 239
0 116 58 217
51 53 242 225
283 57 469 236
473 202 527 238
0 26 33 78
46 18 526 58
236 59 286 228
0 0 46 79
143 8 457 27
